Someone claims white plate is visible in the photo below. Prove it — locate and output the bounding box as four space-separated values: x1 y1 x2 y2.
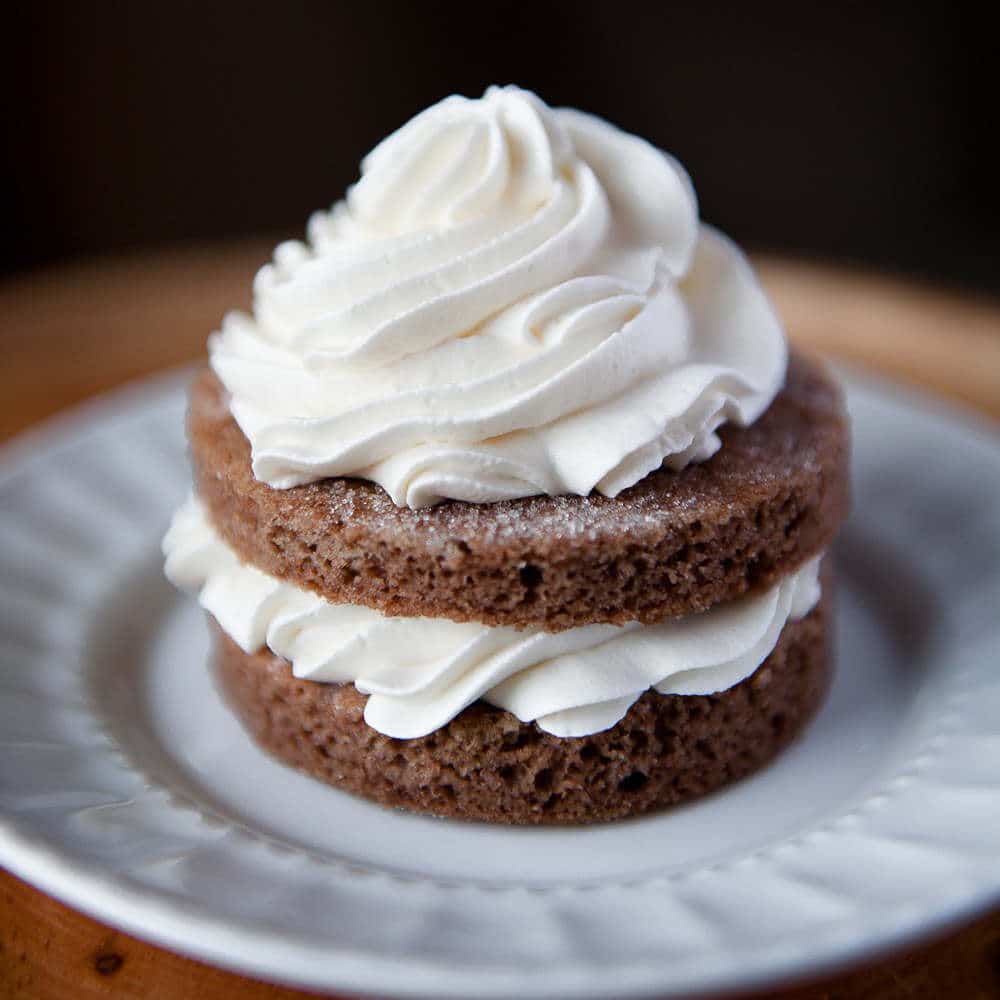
1 367 999 999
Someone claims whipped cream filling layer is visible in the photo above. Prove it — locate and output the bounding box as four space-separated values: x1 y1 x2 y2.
164 498 822 739
209 85 787 508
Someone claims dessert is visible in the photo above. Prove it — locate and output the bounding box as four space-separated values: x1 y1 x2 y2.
163 86 849 824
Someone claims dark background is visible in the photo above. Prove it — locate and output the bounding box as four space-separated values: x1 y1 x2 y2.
4 3 997 294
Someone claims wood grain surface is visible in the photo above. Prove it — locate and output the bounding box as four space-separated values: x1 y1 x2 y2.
1 243 999 999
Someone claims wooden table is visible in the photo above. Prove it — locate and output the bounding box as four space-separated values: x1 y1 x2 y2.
2 243 999 999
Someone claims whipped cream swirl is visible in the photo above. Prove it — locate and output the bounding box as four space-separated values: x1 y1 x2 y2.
165 499 821 739
210 85 787 507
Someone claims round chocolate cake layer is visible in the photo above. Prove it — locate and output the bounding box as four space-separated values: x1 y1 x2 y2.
191 352 848 629
212 589 831 825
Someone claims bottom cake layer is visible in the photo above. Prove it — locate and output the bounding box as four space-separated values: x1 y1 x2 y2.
212 589 832 825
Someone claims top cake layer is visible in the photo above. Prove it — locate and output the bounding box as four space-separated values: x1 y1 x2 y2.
190 352 848 630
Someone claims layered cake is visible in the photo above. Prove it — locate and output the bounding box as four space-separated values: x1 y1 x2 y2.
163 86 849 824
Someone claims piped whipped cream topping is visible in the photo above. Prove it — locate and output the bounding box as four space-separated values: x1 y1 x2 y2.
210 85 787 507
164 498 821 739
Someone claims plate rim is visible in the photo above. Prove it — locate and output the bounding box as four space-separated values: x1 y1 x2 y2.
1 361 999 999
3 813 998 1000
